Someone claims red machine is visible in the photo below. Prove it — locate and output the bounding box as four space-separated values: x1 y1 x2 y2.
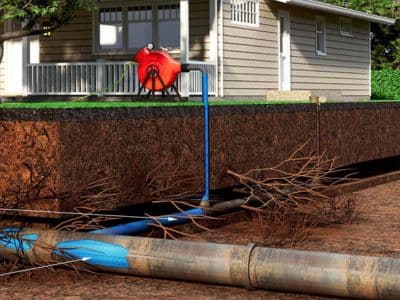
134 45 183 97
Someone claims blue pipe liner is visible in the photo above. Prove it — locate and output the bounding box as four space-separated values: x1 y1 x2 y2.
201 71 210 202
92 207 204 235
0 228 38 252
54 239 130 269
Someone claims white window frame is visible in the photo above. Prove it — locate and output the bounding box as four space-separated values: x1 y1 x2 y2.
92 1 180 55
339 17 353 37
315 16 326 56
230 0 260 27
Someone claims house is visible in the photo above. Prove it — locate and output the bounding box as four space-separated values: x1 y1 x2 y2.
0 0 395 101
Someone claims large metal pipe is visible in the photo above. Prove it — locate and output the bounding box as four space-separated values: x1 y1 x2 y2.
1 228 399 299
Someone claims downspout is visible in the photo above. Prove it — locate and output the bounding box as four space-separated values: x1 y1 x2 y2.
368 21 372 99
1 228 400 299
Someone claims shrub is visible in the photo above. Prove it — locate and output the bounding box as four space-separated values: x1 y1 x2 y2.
372 70 400 100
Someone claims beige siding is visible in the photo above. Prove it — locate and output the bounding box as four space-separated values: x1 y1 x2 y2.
40 11 93 62
222 0 279 97
40 2 210 63
189 0 210 61
221 1 371 100
290 9 370 100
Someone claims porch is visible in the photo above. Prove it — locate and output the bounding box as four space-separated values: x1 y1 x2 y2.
26 61 217 96
3 0 219 98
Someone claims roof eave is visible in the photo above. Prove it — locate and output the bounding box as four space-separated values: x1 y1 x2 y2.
274 0 396 25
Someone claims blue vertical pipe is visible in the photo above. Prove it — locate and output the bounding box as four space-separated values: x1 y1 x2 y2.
201 71 210 204
92 70 211 236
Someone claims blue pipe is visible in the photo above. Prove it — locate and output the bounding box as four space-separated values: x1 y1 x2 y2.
92 208 205 235
201 71 210 203
93 71 211 236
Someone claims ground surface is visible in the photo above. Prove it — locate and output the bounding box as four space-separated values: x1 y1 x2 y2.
1 179 400 299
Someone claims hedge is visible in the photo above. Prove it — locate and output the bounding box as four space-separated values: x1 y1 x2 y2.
372 70 400 100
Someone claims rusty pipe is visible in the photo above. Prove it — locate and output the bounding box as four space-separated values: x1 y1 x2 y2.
1 228 399 299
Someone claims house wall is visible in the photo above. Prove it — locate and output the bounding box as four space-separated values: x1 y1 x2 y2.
289 9 371 101
40 1 210 63
221 0 371 101
222 0 279 98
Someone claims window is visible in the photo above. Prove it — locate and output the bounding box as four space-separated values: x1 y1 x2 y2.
128 6 153 49
158 4 180 48
316 16 326 55
339 17 352 37
95 2 180 54
230 0 259 26
99 8 123 50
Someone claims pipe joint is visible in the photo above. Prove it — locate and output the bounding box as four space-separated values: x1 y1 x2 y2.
243 243 257 291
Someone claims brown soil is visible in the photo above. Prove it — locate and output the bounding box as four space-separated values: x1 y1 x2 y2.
1 180 400 299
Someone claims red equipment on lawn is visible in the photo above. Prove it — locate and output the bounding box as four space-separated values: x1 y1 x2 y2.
134 45 184 98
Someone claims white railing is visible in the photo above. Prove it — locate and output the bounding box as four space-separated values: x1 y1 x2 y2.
27 61 216 96
186 61 217 96
27 62 137 95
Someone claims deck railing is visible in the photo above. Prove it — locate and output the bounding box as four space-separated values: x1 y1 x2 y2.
26 61 216 96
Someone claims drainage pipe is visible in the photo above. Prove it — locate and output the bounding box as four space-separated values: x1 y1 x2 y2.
91 207 205 235
92 199 246 235
1 228 400 299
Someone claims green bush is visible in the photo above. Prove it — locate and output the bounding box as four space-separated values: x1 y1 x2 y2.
372 70 400 100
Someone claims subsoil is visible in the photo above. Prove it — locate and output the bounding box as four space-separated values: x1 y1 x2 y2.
1 179 400 299
3 102 400 214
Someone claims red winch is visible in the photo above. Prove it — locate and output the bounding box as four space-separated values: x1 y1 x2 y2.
134 45 185 97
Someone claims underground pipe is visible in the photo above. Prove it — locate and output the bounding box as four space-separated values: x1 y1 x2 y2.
1 228 400 299
91 207 205 235
92 199 246 235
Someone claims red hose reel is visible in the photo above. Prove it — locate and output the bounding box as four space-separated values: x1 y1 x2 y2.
134 46 182 97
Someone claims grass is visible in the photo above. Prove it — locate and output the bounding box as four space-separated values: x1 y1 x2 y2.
0 99 398 110
0 100 311 109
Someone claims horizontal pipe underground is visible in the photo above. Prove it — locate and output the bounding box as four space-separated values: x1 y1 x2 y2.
1 228 400 299
92 199 246 235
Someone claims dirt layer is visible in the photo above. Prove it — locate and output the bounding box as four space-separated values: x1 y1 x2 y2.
3 103 400 215
1 179 400 299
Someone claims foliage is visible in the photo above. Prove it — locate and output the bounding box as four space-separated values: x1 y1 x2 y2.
0 0 97 61
0 0 97 25
371 70 400 100
325 0 400 69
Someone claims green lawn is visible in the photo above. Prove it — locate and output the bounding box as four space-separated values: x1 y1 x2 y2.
0 100 310 109
0 99 398 110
